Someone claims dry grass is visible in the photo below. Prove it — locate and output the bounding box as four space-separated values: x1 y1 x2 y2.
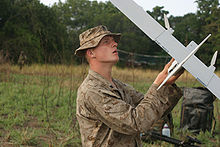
2 64 219 84
1 63 219 97
112 66 206 90
1 63 219 91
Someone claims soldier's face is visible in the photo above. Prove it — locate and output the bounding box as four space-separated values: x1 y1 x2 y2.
92 36 119 64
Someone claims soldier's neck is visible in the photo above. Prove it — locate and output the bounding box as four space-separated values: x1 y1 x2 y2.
90 63 115 86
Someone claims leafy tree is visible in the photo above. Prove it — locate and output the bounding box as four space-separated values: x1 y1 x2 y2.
0 0 219 67
0 0 42 63
148 6 169 24
0 0 68 64
195 0 220 66
170 14 201 45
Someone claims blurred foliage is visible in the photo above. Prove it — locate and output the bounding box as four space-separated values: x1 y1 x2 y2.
0 0 219 67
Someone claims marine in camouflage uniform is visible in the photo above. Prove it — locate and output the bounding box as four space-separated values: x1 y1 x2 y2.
75 25 183 147
18 51 27 70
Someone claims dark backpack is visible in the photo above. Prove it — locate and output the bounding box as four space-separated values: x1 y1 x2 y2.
180 87 216 134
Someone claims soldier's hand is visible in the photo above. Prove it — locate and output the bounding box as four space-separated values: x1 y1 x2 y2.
153 58 184 86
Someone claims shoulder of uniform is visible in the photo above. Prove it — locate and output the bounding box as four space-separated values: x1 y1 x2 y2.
113 79 128 87
114 79 135 91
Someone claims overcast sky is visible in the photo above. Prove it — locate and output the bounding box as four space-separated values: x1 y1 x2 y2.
40 0 198 16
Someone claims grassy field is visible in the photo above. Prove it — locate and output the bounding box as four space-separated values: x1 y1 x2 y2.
0 64 219 146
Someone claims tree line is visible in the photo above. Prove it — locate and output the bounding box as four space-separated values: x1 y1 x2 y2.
0 0 219 67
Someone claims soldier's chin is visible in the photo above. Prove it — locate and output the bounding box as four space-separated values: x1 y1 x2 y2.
109 58 119 64
102 58 119 64
114 57 119 63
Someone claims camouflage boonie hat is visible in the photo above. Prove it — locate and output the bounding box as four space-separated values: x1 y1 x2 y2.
75 25 121 56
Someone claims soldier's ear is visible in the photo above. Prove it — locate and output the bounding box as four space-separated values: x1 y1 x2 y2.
86 49 95 58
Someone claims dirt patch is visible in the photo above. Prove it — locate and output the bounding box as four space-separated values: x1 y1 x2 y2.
23 117 42 128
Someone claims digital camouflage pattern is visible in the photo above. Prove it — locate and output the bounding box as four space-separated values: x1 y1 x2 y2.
76 70 182 147
75 25 121 56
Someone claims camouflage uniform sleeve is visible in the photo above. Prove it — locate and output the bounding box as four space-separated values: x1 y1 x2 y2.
114 80 144 106
160 84 182 118
85 83 182 135
123 84 144 106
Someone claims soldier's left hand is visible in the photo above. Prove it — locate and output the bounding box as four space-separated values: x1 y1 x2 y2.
153 58 184 85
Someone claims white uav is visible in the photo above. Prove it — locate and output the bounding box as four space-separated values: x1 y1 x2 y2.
110 0 220 99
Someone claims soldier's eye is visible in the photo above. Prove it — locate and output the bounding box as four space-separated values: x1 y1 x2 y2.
103 40 109 44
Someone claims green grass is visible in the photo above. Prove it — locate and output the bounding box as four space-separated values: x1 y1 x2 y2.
0 64 219 146
0 72 81 146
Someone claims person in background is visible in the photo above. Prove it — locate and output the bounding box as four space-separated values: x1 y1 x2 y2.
18 51 27 70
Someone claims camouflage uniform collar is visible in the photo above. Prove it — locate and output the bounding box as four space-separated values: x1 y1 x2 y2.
88 69 116 89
